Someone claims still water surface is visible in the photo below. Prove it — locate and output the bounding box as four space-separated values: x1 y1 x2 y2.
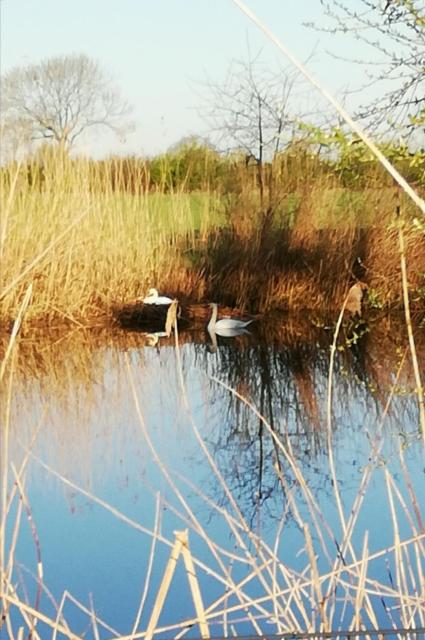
4 317 425 637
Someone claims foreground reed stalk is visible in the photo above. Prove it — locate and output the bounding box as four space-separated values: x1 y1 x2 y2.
397 210 425 438
144 530 209 640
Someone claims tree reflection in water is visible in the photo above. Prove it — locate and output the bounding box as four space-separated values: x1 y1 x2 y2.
190 313 423 527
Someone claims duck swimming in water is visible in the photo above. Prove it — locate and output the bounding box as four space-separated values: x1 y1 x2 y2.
207 302 254 336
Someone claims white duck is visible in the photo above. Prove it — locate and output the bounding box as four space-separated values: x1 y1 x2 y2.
142 288 174 305
207 302 254 337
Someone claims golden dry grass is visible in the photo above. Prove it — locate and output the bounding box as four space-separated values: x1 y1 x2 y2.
0 153 221 325
1 149 424 328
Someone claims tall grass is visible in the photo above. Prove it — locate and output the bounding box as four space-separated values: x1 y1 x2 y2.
1 147 424 326
0 151 223 325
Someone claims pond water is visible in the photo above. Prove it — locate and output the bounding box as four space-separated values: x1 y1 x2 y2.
2 315 425 639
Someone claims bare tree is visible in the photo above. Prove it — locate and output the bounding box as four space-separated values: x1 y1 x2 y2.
310 0 425 136
204 55 296 206
1 54 132 150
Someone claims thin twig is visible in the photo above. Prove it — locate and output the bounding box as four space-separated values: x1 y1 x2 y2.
397 211 425 437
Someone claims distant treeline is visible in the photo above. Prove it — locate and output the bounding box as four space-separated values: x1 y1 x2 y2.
20 135 425 197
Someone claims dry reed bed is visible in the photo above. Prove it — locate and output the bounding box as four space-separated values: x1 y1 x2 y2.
1 155 424 328
201 192 424 313
0 157 217 326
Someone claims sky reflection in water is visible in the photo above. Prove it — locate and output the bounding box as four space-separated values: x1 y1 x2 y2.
6 321 425 637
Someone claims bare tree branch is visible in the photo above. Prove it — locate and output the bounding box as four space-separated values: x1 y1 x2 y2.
1 53 133 151
203 56 297 161
307 0 425 136
201 54 302 208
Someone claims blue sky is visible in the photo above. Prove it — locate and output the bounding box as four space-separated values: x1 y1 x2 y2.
2 0 376 157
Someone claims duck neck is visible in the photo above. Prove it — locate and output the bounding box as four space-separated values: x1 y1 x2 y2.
207 304 217 332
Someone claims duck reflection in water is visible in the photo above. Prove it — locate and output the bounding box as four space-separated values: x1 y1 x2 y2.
144 300 178 352
145 331 169 352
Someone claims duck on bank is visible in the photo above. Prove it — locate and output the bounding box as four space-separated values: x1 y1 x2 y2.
141 288 174 305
